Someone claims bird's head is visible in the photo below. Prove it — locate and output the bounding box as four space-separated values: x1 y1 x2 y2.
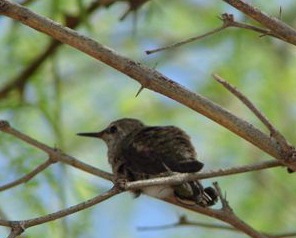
77 118 145 150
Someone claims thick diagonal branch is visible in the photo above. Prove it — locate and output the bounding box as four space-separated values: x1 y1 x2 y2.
0 0 285 164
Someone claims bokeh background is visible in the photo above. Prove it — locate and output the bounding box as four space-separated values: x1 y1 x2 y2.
1 0 296 237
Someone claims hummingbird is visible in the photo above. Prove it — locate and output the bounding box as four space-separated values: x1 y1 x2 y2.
77 118 217 207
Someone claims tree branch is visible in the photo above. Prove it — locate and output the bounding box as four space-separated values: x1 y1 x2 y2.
0 187 121 234
0 0 290 167
0 120 113 181
145 13 281 55
124 159 282 190
0 119 282 237
212 74 291 152
0 119 283 191
146 14 232 55
0 158 53 192
138 215 238 232
163 189 268 238
221 0 296 45
138 215 296 238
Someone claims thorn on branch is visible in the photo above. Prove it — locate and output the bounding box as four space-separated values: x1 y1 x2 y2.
278 6 283 20
213 182 232 212
135 85 145 97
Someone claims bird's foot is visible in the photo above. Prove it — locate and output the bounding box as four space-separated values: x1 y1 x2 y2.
113 177 128 191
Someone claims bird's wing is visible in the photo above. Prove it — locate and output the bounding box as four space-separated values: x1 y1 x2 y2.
121 126 204 175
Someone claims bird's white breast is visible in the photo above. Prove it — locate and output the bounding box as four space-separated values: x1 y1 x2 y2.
142 185 174 199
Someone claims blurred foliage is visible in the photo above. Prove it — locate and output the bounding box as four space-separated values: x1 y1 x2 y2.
1 0 296 237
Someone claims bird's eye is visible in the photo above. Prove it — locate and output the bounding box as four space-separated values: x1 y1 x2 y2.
109 125 118 134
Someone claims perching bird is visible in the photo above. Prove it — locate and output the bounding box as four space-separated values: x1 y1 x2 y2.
77 118 217 207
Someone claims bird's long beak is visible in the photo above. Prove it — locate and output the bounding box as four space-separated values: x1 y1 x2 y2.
77 130 104 138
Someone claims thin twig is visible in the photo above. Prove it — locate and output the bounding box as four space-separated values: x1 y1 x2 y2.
125 159 282 191
0 120 113 181
212 74 291 153
140 181 268 238
0 158 53 192
25 186 121 228
145 13 280 55
222 15 282 40
0 187 122 228
272 232 296 238
163 197 268 238
146 14 234 55
221 0 296 46
146 24 227 54
213 182 231 211
139 215 296 238
138 215 238 232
